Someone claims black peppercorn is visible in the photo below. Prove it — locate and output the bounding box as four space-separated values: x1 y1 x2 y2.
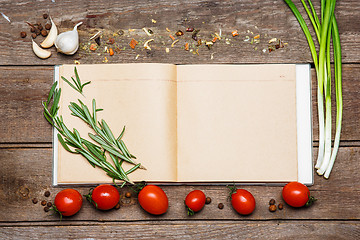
20 32 27 38
41 30 48 37
45 23 51 30
32 198 38 204
44 206 50 212
41 200 47 206
44 191 50 197
218 203 224 209
278 203 284 210
31 33 37 39
125 192 131 198
46 202 52 207
205 197 211 204
38 24 43 31
269 204 277 212
43 13 49 19
269 199 276 205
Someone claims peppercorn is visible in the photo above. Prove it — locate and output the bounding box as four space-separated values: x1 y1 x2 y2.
186 27 194 32
41 30 48 37
269 204 277 212
278 203 284 210
44 191 51 197
44 206 50 212
125 192 131 198
38 24 43 31
30 27 35 33
31 33 37 39
32 198 38 204
218 203 224 209
41 200 47 206
269 199 275 205
20 32 27 38
45 23 51 30
35 28 41 36
43 13 49 19
47 202 52 207
205 197 211 204
115 203 120 210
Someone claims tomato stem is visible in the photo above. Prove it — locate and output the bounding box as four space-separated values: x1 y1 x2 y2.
306 196 317 207
129 181 147 195
50 205 63 221
84 188 99 209
227 184 237 201
186 206 195 216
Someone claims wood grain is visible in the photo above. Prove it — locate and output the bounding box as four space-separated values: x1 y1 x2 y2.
1 65 360 143
0 147 359 222
0 0 359 65
0 221 359 240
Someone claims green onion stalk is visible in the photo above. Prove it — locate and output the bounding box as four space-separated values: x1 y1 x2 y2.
283 0 343 179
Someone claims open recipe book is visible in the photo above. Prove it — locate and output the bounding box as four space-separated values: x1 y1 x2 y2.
53 63 313 186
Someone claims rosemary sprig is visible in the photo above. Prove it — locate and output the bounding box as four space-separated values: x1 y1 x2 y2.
43 80 143 185
61 67 91 94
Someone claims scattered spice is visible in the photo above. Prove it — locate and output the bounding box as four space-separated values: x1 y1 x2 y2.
103 57 108 63
278 203 284 210
184 43 189 51
43 13 48 19
129 38 138 49
192 29 200 41
45 23 51 30
169 34 175 41
20 31 27 38
30 27 35 33
205 41 213 50
171 39 179 47
31 33 37 39
46 202 52 207
232 30 239 37
41 200 47 206
254 34 260 39
186 27 194 32
269 199 275 205
268 38 277 44
89 43 97 51
114 47 121 53
197 39 202 46
41 29 48 37
95 36 101 46
115 203 121 209
143 39 154 50
108 37 115 44
142 28 152 36
218 203 224 209
205 197 211 204
269 204 277 212
109 48 114 56
44 191 51 197
37 24 43 31
175 30 184 36
32 198 38 204
166 28 171 32
44 206 50 212
165 47 170 53
212 37 218 43
125 192 132 198
35 28 41 36
151 19 157 23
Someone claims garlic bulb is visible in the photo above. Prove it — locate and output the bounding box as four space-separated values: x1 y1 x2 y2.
32 40 51 59
55 22 82 55
41 17 58 48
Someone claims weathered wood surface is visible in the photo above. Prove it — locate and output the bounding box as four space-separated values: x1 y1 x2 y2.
1 221 359 240
0 0 359 239
0 147 359 222
0 0 359 65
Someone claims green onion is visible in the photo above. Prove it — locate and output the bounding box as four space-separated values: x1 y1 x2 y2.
284 0 342 179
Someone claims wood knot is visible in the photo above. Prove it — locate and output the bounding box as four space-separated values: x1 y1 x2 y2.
18 186 30 199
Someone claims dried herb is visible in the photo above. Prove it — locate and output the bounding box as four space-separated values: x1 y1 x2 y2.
192 29 200 41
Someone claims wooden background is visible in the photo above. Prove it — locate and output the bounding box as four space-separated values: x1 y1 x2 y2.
0 0 359 239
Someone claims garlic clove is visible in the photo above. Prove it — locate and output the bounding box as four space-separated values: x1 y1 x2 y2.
55 22 82 55
32 40 51 59
41 17 58 48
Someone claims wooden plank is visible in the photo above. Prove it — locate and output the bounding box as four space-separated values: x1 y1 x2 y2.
0 221 359 239
0 0 359 65
1 64 360 143
0 147 358 222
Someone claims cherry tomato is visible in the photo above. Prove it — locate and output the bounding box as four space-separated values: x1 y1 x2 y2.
54 189 83 217
88 184 120 210
282 182 315 207
229 188 256 215
138 185 168 215
185 190 206 215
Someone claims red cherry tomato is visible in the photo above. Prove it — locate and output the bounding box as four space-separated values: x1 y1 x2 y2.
138 185 168 215
230 189 256 215
185 190 206 215
89 184 120 210
54 189 83 217
282 182 314 207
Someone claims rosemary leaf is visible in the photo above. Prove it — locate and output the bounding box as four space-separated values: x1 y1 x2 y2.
126 163 141 175
117 126 126 141
57 133 77 153
61 76 78 93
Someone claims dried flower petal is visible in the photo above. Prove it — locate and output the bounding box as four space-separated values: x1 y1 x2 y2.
129 38 138 49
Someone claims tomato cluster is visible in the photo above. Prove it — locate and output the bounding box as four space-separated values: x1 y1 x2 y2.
50 181 314 218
